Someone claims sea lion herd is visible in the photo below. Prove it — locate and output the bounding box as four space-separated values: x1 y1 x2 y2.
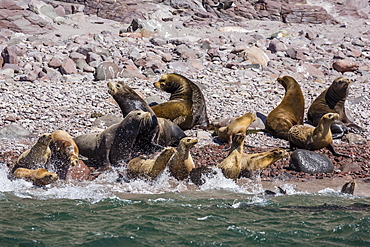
8 73 363 187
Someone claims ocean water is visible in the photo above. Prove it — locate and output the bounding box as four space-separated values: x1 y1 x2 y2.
0 164 369 247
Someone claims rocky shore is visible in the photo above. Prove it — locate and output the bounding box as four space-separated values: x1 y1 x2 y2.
0 0 369 187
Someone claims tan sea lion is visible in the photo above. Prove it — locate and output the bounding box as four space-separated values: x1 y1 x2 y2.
168 137 198 180
74 109 162 170
13 133 52 173
239 148 288 178
48 130 79 179
288 113 348 157
13 168 59 186
265 76 304 140
307 77 363 133
216 133 245 180
151 73 209 130
107 81 186 146
218 112 256 145
127 147 176 180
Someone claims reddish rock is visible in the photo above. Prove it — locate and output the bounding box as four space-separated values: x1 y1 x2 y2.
0 0 53 34
60 58 77 75
332 60 359 72
268 39 288 53
66 160 94 181
300 63 325 78
161 53 173 62
48 57 62 68
341 163 363 173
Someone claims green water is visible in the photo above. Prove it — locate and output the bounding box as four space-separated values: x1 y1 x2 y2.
1 166 369 246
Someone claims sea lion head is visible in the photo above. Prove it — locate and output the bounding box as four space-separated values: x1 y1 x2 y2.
322 113 339 123
242 112 257 123
331 77 351 96
38 133 52 145
277 76 297 91
154 73 185 94
179 137 198 149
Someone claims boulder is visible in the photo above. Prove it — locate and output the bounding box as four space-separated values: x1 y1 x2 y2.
290 149 334 173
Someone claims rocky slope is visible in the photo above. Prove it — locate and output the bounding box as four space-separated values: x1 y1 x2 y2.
0 0 369 182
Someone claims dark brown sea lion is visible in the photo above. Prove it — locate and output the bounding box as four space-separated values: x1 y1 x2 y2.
307 77 363 133
288 113 348 157
218 112 256 146
74 109 161 170
13 168 59 186
217 133 245 180
12 133 52 173
265 76 304 140
341 180 355 195
151 73 209 130
239 148 288 178
48 130 79 179
168 137 198 180
126 147 176 180
107 81 185 146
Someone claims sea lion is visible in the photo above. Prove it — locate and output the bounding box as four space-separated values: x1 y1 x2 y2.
216 133 245 180
218 112 256 145
307 77 363 133
265 76 304 140
107 81 186 146
12 133 52 173
288 113 348 157
74 109 161 170
168 137 198 180
239 148 288 178
48 130 79 179
151 73 209 130
127 147 176 180
13 168 58 186
341 180 355 195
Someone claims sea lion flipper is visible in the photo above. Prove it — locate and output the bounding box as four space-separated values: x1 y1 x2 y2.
326 144 350 158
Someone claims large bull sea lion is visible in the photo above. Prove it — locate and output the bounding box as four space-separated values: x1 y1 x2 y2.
265 76 304 140
74 109 161 170
151 73 209 130
107 81 185 146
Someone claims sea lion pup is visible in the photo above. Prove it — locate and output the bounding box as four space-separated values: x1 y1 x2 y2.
12 133 52 173
151 73 209 130
13 168 58 186
288 113 348 157
341 180 355 195
265 76 304 140
74 109 158 170
307 77 364 133
168 137 198 180
107 81 185 146
216 133 245 180
126 147 176 180
48 130 79 179
218 112 256 146
239 148 288 178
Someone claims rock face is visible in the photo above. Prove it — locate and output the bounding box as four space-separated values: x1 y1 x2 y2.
0 0 54 34
289 149 334 173
58 0 339 24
